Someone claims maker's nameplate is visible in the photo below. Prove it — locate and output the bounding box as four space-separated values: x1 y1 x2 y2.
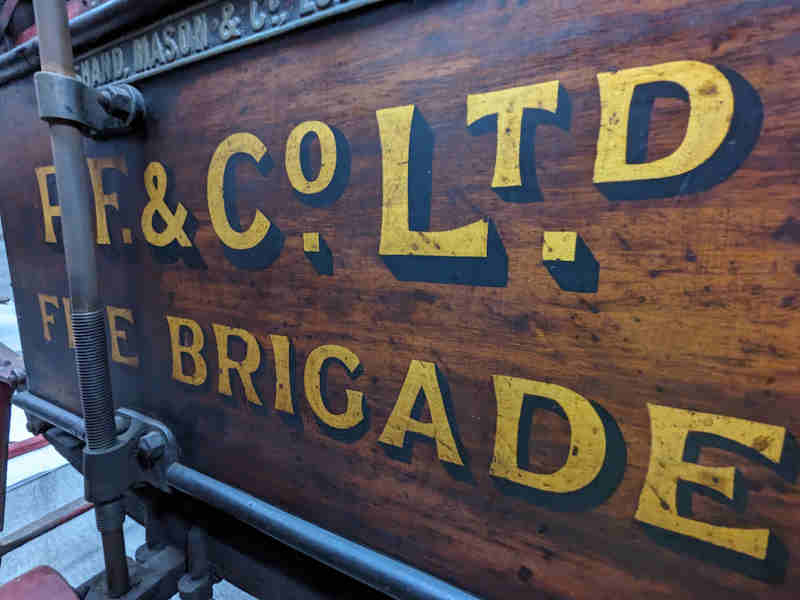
75 0 381 87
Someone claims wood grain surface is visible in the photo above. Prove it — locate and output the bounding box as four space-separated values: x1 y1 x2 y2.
1 0 800 598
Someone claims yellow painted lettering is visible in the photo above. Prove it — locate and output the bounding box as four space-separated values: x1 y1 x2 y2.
542 231 577 261
165 315 207 386
376 105 487 258
106 306 139 367
212 323 262 406
87 157 128 245
594 60 734 184
302 232 320 253
207 132 272 250
490 376 606 493
141 161 192 248
38 294 59 342
285 121 337 195
635 403 786 559
467 81 560 188
270 334 294 414
378 360 463 465
304 344 363 429
36 166 59 244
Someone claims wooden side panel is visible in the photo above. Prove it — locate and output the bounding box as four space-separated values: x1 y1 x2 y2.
1 1 800 598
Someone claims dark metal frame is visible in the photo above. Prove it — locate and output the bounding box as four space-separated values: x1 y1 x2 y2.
0 0 177 86
0 0 384 88
34 71 145 137
15 390 480 600
32 2 132 594
0 341 26 531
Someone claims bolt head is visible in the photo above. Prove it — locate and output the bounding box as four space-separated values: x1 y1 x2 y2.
26 417 49 436
97 89 112 110
137 431 166 469
9 368 25 386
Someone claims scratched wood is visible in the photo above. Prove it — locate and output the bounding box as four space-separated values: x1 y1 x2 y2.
1 0 800 598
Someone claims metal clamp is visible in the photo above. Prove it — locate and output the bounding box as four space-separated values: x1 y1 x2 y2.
0 341 25 391
83 409 179 505
34 71 145 138
83 545 186 600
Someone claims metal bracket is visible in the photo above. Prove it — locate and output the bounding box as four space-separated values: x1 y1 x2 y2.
82 545 186 600
177 528 216 600
34 71 145 138
0 341 25 391
83 409 179 505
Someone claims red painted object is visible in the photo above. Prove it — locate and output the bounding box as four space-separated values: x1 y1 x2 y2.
14 0 97 45
0 566 78 600
8 435 49 459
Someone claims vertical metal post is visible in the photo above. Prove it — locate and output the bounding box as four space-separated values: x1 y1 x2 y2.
0 340 26 534
0 382 11 533
31 1 130 596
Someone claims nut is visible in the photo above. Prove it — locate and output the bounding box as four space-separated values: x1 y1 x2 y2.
26 416 50 436
136 431 166 469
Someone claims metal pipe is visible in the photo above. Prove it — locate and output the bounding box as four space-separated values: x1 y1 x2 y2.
0 382 11 532
166 463 480 600
101 529 131 597
33 0 116 450
0 0 176 86
0 341 24 532
31 5 72 76
11 391 479 600
32 1 129 594
13 390 86 441
187 526 210 579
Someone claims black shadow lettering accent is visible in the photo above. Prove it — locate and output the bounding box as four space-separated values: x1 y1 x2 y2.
223 152 284 270
295 127 350 207
382 110 508 287
543 234 599 293
148 163 206 269
314 358 369 443
469 84 572 203
640 432 796 582
277 339 302 431
596 67 763 201
304 235 334 276
492 397 626 511
381 366 473 483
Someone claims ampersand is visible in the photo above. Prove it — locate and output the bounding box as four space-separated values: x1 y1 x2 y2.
140 161 192 248
220 3 242 41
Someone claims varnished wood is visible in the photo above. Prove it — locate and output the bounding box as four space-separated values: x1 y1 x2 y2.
1 1 799 598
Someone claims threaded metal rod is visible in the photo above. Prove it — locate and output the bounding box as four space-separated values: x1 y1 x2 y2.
32 1 129 595
33 0 117 455
72 310 115 450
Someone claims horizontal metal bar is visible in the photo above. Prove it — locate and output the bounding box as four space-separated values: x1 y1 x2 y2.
12 390 86 441
0 0 175 86
0 0 385 89
74 0 384 89
13 392 478 600
0 498 94 558
166 463 480 600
